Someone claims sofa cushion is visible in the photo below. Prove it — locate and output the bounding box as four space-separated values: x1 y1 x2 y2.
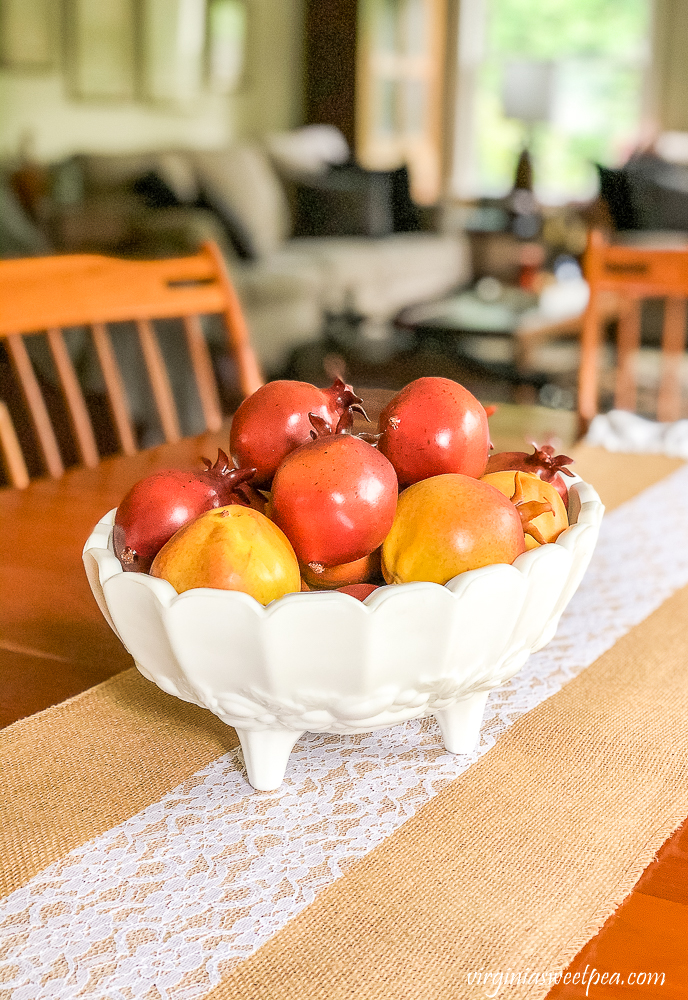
231 255 322 309
126 207 237 260
282 232 470 320
192 146 291 260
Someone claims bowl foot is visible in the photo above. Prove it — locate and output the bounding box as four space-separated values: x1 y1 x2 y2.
435 691 489 754
236 727 304 791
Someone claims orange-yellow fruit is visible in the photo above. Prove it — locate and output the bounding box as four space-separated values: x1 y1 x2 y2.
150 505 300 605
381 473 526 585
480 470 568 549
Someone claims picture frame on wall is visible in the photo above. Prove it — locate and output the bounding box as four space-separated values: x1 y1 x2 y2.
140 0 206 108
0 0 57 71
66 0 137 101
207 0 248 95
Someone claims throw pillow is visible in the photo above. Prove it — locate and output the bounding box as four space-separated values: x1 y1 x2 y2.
596 164 639 230
155 152 199 205
390 165 421 233
0 178 52 258
192 147 291 260
265 125 350 177
292 163 421 239
194 189 258 260
293 164 395 238
598 155 688 232
132 171 181 209
625 155 688 231
131 154 254 259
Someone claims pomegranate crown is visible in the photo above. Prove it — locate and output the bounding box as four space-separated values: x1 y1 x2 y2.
322 377 367 419
526 444 575 480
308 412 356 438
200 449 257 487
308 397 370 439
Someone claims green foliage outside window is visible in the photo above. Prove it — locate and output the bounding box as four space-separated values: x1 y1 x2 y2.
475 0 649 201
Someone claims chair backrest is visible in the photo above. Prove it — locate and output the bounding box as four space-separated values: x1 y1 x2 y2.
0 241 263 486
579 229 688 428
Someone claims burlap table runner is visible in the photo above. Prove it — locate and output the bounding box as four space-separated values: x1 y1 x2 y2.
1 446 687 999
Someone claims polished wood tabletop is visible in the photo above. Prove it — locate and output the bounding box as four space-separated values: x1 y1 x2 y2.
1 397 686 997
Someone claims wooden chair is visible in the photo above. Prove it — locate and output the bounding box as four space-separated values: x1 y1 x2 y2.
579 229 688 430
0 241 263 486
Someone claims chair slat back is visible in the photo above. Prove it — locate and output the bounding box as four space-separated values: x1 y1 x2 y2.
183 314 223 433
0 241 262 486
0 401 30 489
579 230 688 429
4 333 65 478
135 318 182 444
90 322 138 456
46 327 100 468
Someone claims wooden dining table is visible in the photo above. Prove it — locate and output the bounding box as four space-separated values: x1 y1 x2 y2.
1 396 687 999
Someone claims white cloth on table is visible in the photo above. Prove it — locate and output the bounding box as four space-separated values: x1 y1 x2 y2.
585 408 688 458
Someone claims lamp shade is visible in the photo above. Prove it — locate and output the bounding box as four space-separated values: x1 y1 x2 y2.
501 59 555 123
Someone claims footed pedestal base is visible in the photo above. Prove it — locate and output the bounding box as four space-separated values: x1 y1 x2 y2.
434 690 490 755
236 728 303 791
236 690 491 790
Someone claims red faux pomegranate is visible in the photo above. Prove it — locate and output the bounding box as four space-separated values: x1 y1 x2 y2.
485 444 574 505
269 418 398 568
377 377 490 486
113 451 262 573
230 377 367 486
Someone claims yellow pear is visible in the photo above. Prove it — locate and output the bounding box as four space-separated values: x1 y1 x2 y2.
151 505 301 605
382 473 526 585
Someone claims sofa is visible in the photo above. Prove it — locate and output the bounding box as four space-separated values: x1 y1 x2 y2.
43 139 470 375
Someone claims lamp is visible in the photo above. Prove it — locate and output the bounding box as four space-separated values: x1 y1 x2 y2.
501 59 555 193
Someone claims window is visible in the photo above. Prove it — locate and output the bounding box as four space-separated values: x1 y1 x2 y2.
452 0 650 203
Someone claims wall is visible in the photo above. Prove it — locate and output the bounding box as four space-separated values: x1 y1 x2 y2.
233 0 305 138
0 0 305 164
651 0 688 132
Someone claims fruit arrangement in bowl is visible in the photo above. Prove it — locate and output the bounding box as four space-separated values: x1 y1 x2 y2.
83 377 603 790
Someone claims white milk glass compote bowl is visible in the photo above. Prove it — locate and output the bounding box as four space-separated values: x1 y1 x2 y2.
83 478 603 791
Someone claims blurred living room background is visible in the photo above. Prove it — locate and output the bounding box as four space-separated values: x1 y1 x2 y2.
2 0 688 449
